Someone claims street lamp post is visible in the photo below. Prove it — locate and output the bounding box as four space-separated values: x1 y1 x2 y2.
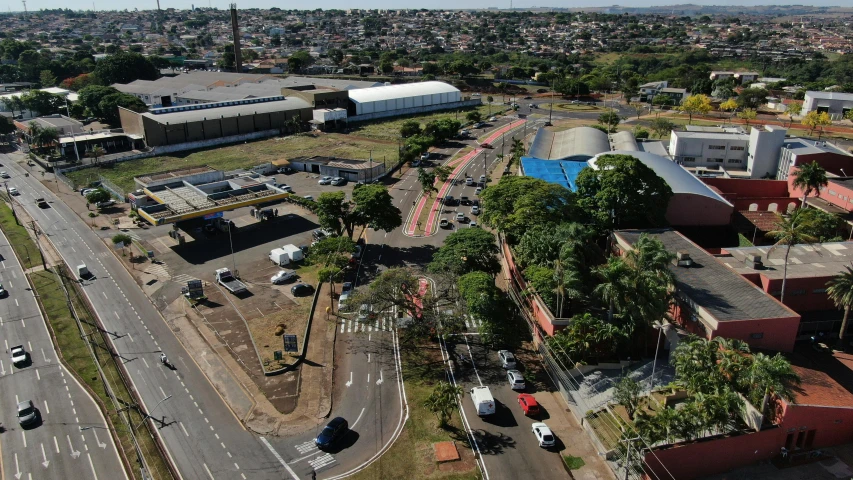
650 320 669 392
227 221 236 275
64 97 81 163
135 394 173 431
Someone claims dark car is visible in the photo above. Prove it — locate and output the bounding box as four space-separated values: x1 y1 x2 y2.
291 283 314 296
315 417 348 449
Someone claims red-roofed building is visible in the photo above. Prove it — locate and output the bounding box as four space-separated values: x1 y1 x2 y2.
644 349 853 480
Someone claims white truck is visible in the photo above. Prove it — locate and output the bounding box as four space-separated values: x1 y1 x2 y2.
269 248 290 266
470 386 496 416
215 268 248 294
281 244 304 263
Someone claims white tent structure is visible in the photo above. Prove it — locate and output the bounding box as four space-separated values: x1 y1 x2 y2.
347 81 461 116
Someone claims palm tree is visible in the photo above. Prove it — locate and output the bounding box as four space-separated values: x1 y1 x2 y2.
88 145 107 165
424 381 463 428
510 137 525 167
767 210 818 305
593 257 631 322
743 353 800 416
791 161 828 208
826 265 853 349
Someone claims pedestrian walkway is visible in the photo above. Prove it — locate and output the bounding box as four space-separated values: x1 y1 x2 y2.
141 261 200 286
339 314 395 334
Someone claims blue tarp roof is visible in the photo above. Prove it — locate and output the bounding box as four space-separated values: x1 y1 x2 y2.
520 157 589 191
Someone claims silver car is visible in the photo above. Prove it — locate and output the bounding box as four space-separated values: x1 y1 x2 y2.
498 350 517 369
17 400 37 426
318 176 333 185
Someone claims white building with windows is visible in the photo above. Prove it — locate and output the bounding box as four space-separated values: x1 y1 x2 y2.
669 126 749 169
803 91 853 121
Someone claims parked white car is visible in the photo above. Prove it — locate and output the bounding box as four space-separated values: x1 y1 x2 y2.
532 423 555 447
318 176 333 185
271 270 297 284
498 350 516 369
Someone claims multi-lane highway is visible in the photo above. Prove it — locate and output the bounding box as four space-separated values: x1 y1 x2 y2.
0 226 127 480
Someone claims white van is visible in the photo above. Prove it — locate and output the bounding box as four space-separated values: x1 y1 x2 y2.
470 386 495 416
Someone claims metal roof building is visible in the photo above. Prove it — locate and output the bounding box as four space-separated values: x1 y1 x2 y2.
347 81 462 117
527 127 611 161
519 157 588 191
588 150 734 226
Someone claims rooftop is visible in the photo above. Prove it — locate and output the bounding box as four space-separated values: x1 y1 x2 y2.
139 96 310 125
805 91 853 101
292 156 381 170
136 166 216 185
721 242 853 280
674 130 749 141
615 228 796 322
519 157 588 191
347 81 460 104
784 138 851 157
528 126 610 160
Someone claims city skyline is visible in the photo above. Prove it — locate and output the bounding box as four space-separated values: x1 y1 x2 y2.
2 0 848 13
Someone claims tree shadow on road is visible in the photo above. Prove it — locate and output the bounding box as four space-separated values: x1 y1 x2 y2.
470 429 516 455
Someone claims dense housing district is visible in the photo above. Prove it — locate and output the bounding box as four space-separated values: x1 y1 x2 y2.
2 4 853 480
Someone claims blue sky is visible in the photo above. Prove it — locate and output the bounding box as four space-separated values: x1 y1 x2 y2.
4 1 845 13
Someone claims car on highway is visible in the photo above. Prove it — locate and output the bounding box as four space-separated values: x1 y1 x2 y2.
570 100 581 104
518 393 540 416
471 205 480 215
507 369 525 390
479 175 487 183
469 222 478 228
276 183 293 192
465 177 474 186
440 218 451 229
473 122 485 129
532 423 556 447
291 283 314 296
475 187 483 196
480 142 494 149
442 195 457 206
544 121 553 126
341 282 353 294
421 152 431 161
331 177 347 186
456 213 466 223
472 92 481 97
17 400 38 427
0 171 9 178
352 245 363 259
318 417 348 449
0 283 5 297
271 270 297 284
459 129 471 138
8 187 18 196
318 176 333 185
11 345 27 366
459 196 471 206
36 197 48 208
488 116 497 122
530 104 538 109
81 188 98 196
499 350 517 369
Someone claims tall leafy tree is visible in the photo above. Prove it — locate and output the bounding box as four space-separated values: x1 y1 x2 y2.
767 210 818 305
428 228 500 276
93 52 158 85
827 266 853 349
424 381 463 428
791 161 828 208
480 176 575 243
801 111 831 136
20 90 64 116
78 85 121 117
575 154 673 231
678 94 712 124
593 257 632 322
98 93 148 125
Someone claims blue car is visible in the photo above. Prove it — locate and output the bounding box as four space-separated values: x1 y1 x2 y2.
315 417 348 449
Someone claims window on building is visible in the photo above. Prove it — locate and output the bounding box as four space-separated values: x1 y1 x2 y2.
710 158 724 163
790 290 806 296
730 146 745 151
750 333 764 339
727 159 743 164
813 288 828 294
682 157 695 162
708 145 726 150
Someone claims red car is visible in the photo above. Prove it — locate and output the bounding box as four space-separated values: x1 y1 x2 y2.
518 394 540 416
480 142 494 149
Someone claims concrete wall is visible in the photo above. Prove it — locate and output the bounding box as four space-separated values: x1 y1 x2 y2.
138 109 309 147
118 107 144 137
670 131 749 168
748 126 787 179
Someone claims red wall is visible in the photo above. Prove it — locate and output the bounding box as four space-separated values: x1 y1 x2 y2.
715 316 800 352
781 403 853 449
790 174 853 213
666 194 733 226
501 241 565 336
702 177 790 198
644 428 783 480
760 276 837 312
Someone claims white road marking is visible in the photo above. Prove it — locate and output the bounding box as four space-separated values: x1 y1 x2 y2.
180 422 190 437
36 369 40 380
260 437 300 480
367 373 370 384
14 453 20 479
22 431 27 448
346 372 352 387
44 400 49 414
87 453 99 480
142 358 149 369
367 353 370 363
14 298 18 306
377 370 384 385
41 443 49 468
54 436 60 453
67 434 81 458
92 428 107 448
351 407 367 429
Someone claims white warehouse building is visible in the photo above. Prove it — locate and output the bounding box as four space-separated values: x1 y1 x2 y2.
803 91 853 121
346 81 473 121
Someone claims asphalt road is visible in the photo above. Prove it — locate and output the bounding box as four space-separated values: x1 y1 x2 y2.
0 156 288 479
0 227 127 480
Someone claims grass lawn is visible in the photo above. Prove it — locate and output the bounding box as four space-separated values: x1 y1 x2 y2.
350 105 493 143
586 410 625 452
563 455 586 470
738 233 754 247
29 266 174 480
0 198 43 269
554 103 604 112
592 52 622 65
350 344 478 480
65 133 400 193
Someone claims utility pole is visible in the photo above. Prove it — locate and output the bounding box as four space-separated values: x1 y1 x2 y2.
65 97 80 163
31 221 46 269
621 436 641 480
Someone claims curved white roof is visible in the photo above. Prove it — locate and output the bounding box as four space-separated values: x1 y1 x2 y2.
588 150 732 206
347 81 460 104
528 126 610 160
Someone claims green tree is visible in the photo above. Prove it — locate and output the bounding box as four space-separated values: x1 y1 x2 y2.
575 154 673 231
719 98 738 113
629 102 646 120
78 85 121 118
736 87 768 109
742 353 800 415
20 90 64 116
87 146 106 165
466 110 482 123
39 69 57 88
85 188 111 205
679 94 712 124
593 257 632 322
509 137 525 167
457 271 503 327
791 161 828 208
428 228 500 276
287 50 312 73
423 381 463 428
797 208 844 242
767 210 818 305
801 111 832 136
649 118 675 139
399 119 421 138
480 176 576 243
827 266 853 349
111 233 132 246
0 116 15 136
350 184 402 237
98 93 148 126
614 376 642 420
93 52 158 85
417 165 450 197
597 110 621 132
30 124 59 152
786 103 802 117
306 236 355 270
737 108 757 128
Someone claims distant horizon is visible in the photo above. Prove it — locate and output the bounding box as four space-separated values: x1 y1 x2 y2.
1 1 849 14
